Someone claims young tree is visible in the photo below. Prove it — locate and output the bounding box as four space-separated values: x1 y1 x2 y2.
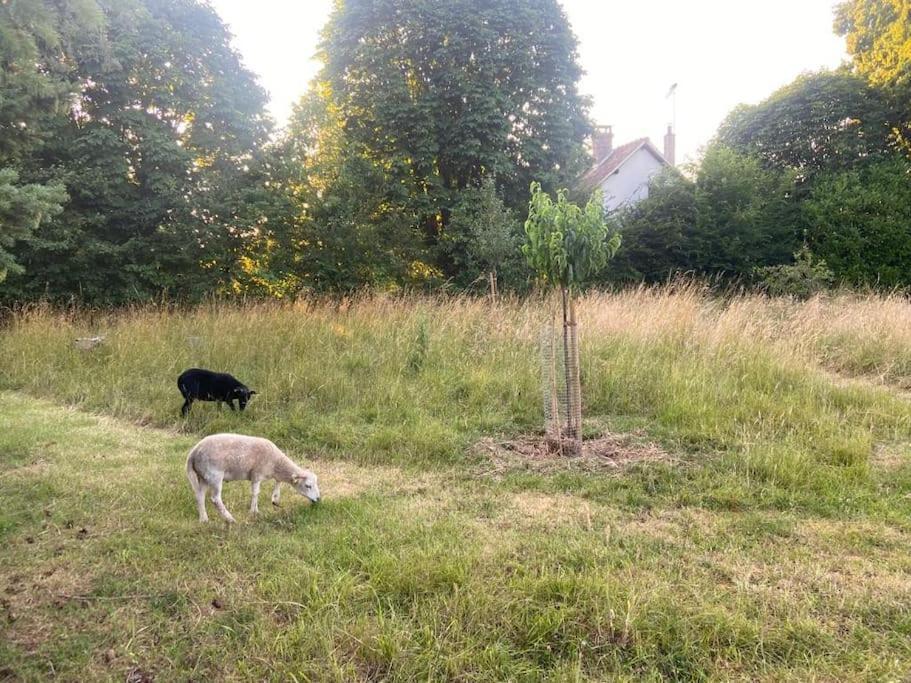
523 182 620 455
444 176 520 299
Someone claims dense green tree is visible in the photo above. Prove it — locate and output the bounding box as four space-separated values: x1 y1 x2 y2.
0 169 67 282
313 0 592 281
0 0 272 304
836 0 911 148
836 0 911 89
716 70 896 176
442 176 522 296
803 155 911 287
691 146 798 278
607 169 698 283
0 0 107 165
282 90 432 292
602 150 797 285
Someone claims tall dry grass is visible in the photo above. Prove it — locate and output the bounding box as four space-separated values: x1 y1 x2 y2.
2 286 910 512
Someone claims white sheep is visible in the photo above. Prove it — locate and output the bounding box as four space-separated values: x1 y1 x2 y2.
186 433 320 523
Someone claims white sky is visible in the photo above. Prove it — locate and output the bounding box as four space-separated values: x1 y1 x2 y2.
210 0 848 164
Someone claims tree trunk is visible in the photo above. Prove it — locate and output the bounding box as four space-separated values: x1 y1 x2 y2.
568 293 583 455
561 287 581 456
547 314 563 455
488 270 498 303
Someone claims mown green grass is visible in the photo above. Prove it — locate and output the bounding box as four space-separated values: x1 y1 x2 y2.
2 392 911 681
3 289 911 679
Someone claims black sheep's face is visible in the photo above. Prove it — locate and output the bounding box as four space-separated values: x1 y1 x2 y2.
233 387 257 410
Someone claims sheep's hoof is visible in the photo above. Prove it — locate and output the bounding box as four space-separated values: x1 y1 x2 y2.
272 501 281 507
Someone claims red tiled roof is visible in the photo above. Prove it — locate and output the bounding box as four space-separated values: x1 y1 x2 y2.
579 138 668 192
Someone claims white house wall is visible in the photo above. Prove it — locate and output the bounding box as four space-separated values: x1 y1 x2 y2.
598 148 666 212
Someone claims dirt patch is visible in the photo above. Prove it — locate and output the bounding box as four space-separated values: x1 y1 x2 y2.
872 442 910 472
474 432 672 477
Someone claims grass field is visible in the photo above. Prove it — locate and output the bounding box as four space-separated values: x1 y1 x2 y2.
2 287 911 680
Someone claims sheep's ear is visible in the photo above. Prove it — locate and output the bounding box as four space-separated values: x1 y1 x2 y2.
291 474 303 484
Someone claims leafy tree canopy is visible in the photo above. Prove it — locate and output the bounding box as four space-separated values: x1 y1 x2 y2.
691 145 798 278
607 169 697 283
803 154 911 288
836 0 911 89
314 0 592 276
0 168 67 282
523 182 620 290
0 0 272 304
716 70 896 176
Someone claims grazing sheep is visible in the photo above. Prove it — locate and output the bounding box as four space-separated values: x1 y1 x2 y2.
177 368 256 416
186 433 320 523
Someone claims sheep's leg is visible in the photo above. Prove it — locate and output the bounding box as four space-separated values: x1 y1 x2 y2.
195 483 209 523
210 479 236 523
271 482 281 507
250 480 261 514
225 400 236 411
181 398 192 417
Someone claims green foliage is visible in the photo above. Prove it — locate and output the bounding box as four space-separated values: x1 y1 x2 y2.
442 176 523 291
607 169 697 283
756 246 835 299
836 0 911 89
0 0 107 165
691 146 799 278
803 155 911 287
836 0 911 150
299 0 592 287
523 182 620 290
0 0 272 304
717 70 897 175
604 149 797 284
274 88 437 293
0 168 66 282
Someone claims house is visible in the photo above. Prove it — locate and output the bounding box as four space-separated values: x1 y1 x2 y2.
580 125 676 212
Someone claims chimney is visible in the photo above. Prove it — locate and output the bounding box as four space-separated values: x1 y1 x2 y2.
663 125 676 166
592 125 614 162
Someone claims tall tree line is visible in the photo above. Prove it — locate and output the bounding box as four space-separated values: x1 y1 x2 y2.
1 0 591 303
3 0 909 303
1 0 274 304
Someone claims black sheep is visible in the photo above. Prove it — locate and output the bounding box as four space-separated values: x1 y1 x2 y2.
177 368 257 416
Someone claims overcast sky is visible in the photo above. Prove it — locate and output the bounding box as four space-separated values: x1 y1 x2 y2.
209 0 848 164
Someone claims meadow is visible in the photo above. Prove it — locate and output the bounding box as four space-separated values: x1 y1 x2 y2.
2 286 911 680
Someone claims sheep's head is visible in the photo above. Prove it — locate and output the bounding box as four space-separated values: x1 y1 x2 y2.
233 386 257 410
292 471 320 504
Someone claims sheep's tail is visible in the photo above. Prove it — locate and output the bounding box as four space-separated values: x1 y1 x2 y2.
186 448 205 491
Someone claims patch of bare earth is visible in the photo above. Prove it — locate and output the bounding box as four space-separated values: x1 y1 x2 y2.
474 432 672 477
872 442 910 472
